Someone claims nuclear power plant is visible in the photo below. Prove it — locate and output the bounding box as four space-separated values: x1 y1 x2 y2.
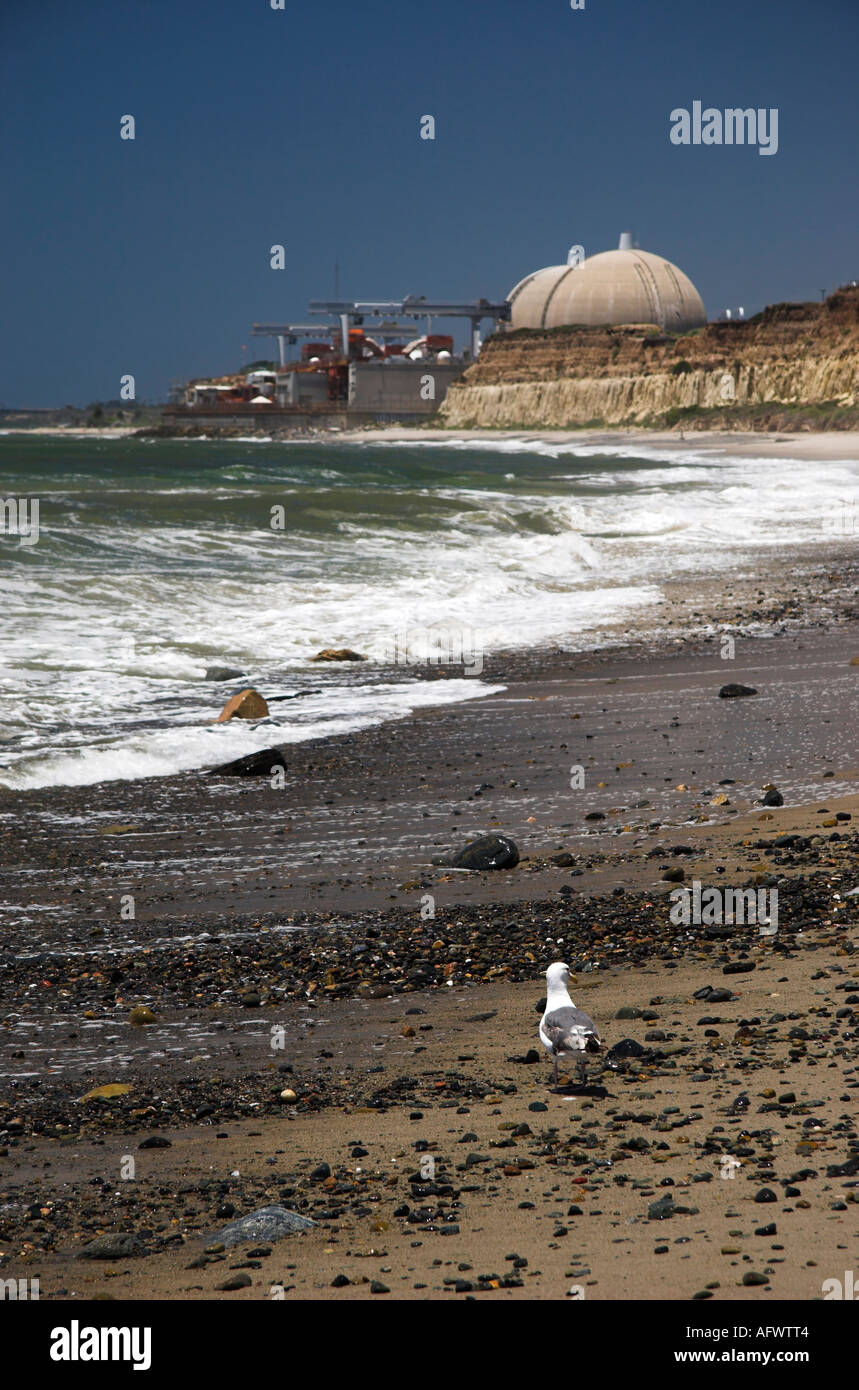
508 232 707 334
165 232 708 428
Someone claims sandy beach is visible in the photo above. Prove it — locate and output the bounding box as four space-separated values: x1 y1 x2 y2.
7 423 859 463
333 426 859 462
1 539 857 1301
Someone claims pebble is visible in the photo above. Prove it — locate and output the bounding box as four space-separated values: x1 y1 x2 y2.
129 1006 157 1027
216 1273 252 1291
78 1233 147 1260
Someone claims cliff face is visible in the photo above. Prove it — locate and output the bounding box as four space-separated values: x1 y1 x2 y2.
441 288 859 429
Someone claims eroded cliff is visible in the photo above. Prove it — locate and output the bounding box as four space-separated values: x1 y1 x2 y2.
441 287 859 430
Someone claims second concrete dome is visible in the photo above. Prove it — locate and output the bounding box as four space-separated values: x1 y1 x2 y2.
508 234 707 334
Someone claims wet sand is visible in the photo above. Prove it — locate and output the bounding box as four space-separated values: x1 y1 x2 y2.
336 426 859 463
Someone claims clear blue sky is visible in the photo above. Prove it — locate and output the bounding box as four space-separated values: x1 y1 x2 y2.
2 0 857 406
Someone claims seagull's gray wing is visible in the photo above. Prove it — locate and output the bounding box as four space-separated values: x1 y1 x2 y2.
543 1006 602 1054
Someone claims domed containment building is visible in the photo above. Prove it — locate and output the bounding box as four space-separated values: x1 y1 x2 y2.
508 232 707 334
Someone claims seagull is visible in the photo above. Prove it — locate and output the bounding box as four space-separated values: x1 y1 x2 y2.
539 961 602 1088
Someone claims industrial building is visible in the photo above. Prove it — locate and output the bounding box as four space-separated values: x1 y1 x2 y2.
165 233 707 427
166 296 509 427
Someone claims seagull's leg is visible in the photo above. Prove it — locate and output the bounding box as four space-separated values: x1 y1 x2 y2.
578 1055 587 1087
553 1053 559 1089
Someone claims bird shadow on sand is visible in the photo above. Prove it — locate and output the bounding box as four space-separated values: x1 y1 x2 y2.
552 1082 609 1099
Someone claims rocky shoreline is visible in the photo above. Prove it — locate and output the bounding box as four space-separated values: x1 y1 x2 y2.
1 548 858 1299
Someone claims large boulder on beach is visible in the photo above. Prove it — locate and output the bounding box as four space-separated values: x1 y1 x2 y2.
450 834 520 871
215 688 269 722
208 747 287 777
311 648 366 662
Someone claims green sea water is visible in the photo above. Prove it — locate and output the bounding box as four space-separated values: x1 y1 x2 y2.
0 432 854 787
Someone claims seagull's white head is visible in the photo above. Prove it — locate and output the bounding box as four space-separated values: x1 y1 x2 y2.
546 961 571 990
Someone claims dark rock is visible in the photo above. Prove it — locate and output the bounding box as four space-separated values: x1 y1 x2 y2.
694 985 735 1003
719 684 758 698
267 688 321 703
754 1187 777 1203
661 867 685 882
138 1135 171 1149
647 1194 697 1218
204 666 247 681
215 1205 316 1247
762 789 784 807
742 1272 770 1286
609 1038 645 1058
207 747 288 777
310 1163 332 1181
723 962 756 975
216 1273 252 1291
754 1223 777 1236
508 1048 541 1064
648 1195 676 1220
450 834 519 871
78 1233 147 1260
370 1280 390 1294
825 1154 859 1178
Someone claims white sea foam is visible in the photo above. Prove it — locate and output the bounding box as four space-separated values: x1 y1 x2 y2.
0 679 503 789
1 441 855 788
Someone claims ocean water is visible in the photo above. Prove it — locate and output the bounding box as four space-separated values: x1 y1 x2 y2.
0 433 856 790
